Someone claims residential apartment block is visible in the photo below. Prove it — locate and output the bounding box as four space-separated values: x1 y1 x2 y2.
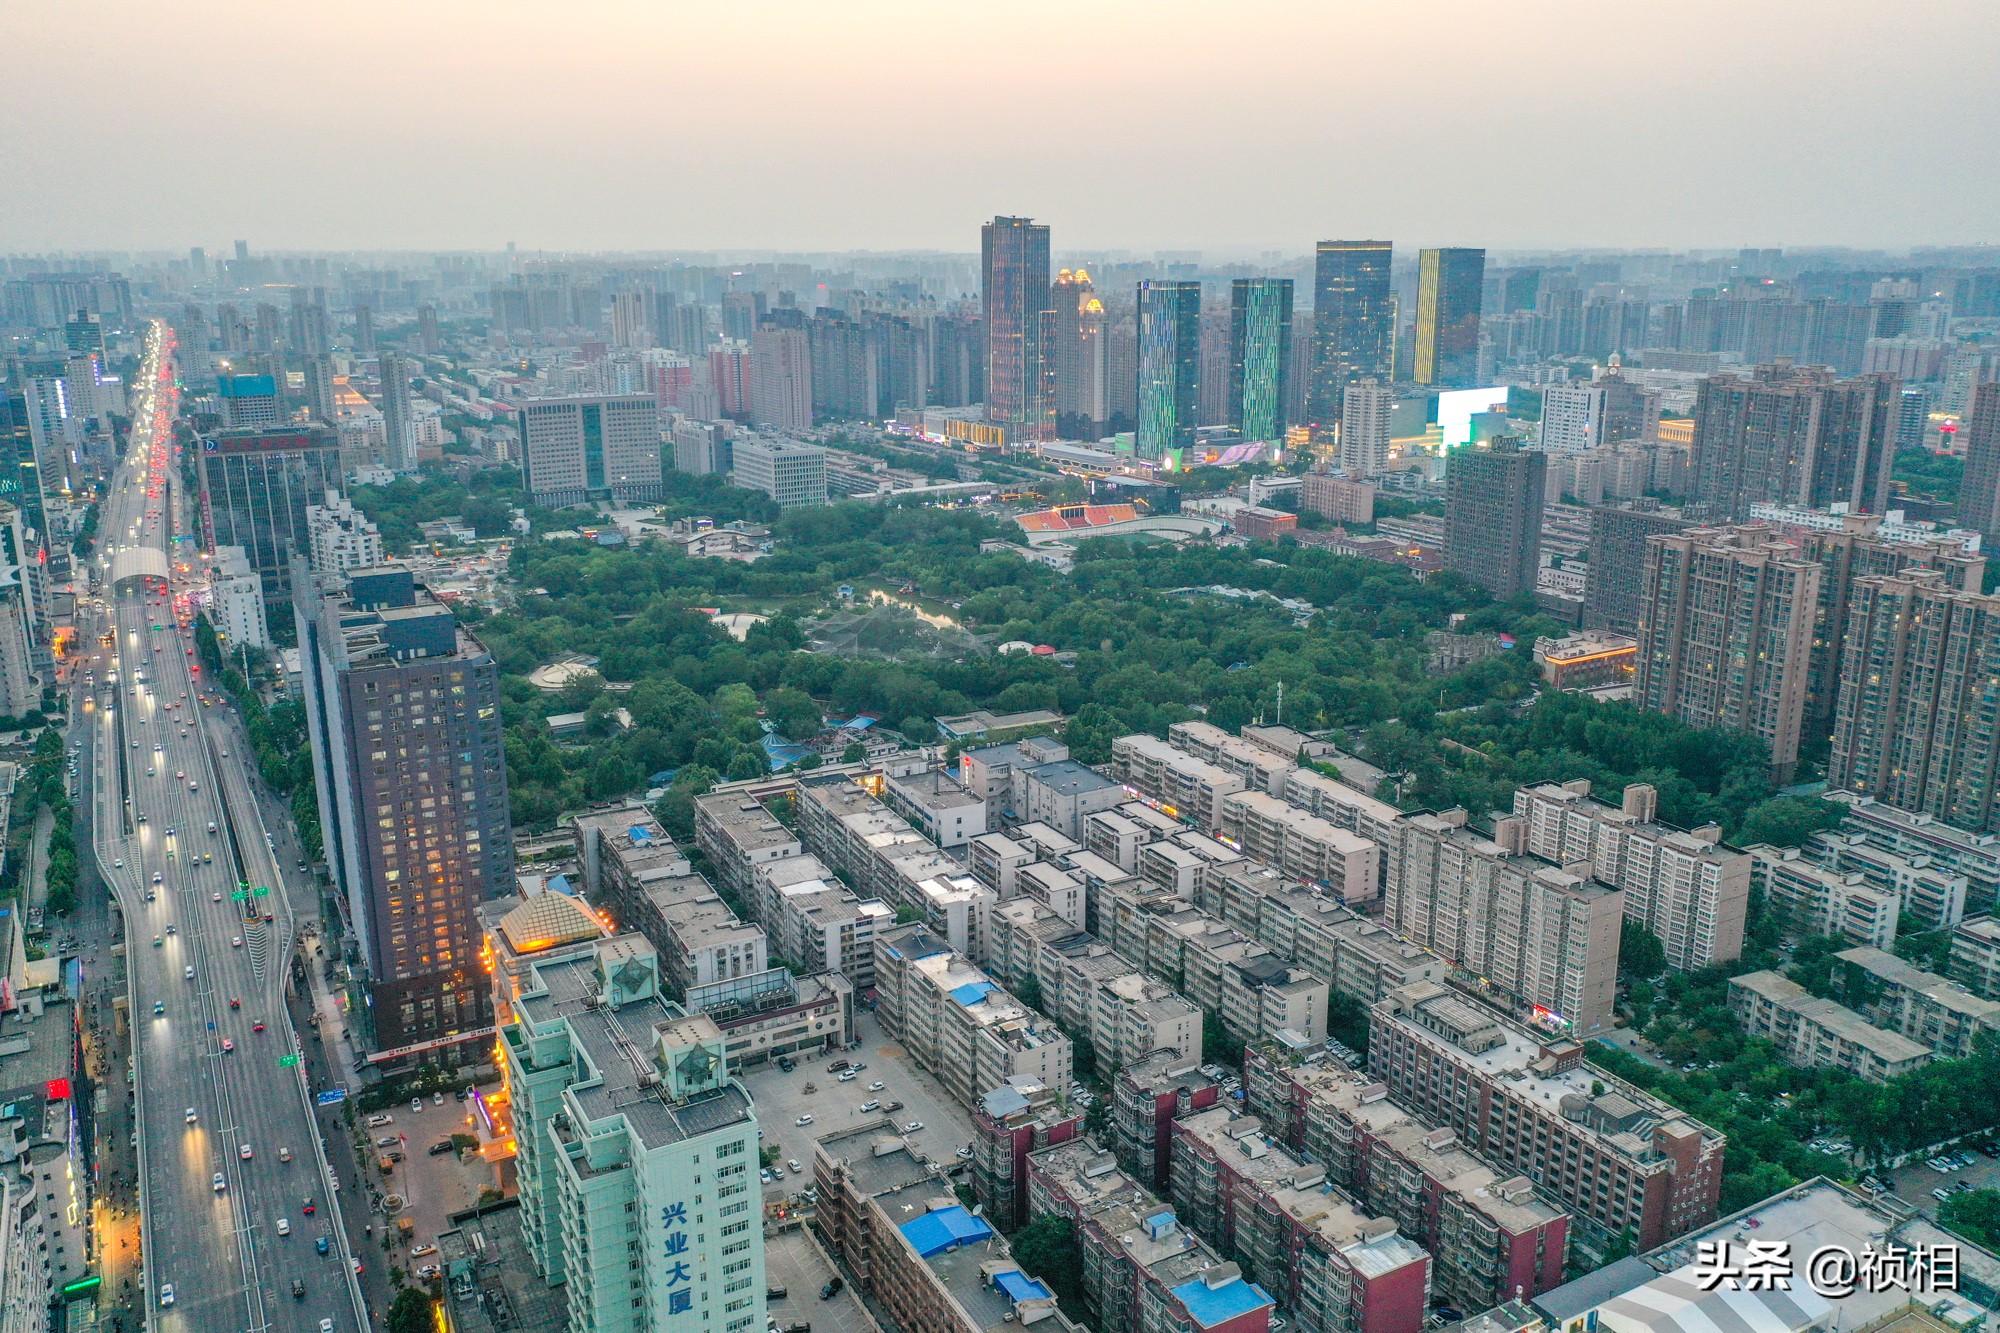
970 1078 1085 1231
1240 1042 1571 1314
1167 721 1295 796
1823 792 2000 907
1025 1141 1276 1333
1368 983 1725 1255
1725 971 1931 1083
1511 781 1749 970
1194 862 1448 1006
1216 789 1380 904
1170 1106 1432 1333
873 924 1074 1112
1746 846 1899 948
1112 1050 1224 1193
1385 811 1623 1035
1828 946 2000 1060
1950 917 2000 1000
1113 734 1247 832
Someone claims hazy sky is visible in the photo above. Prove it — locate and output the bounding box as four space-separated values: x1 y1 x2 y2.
5 0 1996 255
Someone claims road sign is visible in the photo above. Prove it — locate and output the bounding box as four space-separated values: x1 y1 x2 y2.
253 886 270 897
316 1087 346 1105
279 1054 301 1068
230 889 247 901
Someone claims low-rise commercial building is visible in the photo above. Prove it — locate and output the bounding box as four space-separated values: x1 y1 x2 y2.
1533 631 1638 692
1369 983 1724 1256
1725 971 1931 1082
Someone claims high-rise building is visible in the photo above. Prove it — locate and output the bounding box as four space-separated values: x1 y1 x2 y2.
352 302 375 357
1444 438 1545 598
1308 241 1394 429
301 353 337 427
377 350 414 470
1537 383 1606 452
1385 810 1624 1034
215 372 281 428
198 424 343 618
1049 270 1108 439
1228 278 1293 444
1582 503 1692 636
1958 382 2000 540
416 304 440 355
62 310 104 359
1135 280 1201 466
1337 378 1394 476
608 290 649 349
494 935 765 1333
1413 248 1486 388
514 394 664 508
981 216 1053 437
296 566 514 1063
1828 568 2000 835
749 318 813 434
807 312 867 421
1636 525 1819 781
730 435 827 508
1689 365 1901 518
306 490 385 574
0 503 39 719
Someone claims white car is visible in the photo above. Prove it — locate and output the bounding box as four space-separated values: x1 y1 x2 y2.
159 1284 175 1308
185 1107 197 1124
904 1121 924 1133
277 1217 291 1236
868 1081 885 1091
410 1098 424 1113
795 1114 814 1126
836 1070 857 1082
212 1172 227 1192
184 965 194 980
367 1114 393 1128
787 1159 803 1174
240 1143 253 1160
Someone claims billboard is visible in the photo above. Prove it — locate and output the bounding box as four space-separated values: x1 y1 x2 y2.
1437 387 1510 449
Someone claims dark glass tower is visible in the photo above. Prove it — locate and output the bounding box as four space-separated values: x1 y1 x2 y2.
981 216 1052 436
1414 247 1487 387
1136 280 1201 466
1229 278 1294 444
1308 241 1394 429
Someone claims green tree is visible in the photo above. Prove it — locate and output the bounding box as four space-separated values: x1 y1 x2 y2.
1012 1216 1085 1305
1940 1188 2000 1249
1620 921 1667 981
386 1289 434 1333
1201 1011 1235 1066
1735 796 1843 849
765 687 823 741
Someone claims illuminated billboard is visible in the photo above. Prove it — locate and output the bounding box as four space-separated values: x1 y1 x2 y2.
1436 387 1510 449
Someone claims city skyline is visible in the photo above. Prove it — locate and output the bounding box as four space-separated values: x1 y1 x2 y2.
4 0 1998 253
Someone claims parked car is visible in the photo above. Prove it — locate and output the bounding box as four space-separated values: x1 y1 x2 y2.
766 1286 788 1301
820 1277 844 1300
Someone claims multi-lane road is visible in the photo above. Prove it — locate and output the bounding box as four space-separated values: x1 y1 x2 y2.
83 321 370 1333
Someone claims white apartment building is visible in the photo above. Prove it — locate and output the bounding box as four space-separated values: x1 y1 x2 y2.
209 544 269 649
305 489 384 573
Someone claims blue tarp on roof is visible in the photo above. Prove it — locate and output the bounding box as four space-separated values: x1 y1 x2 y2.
899 1206 992 1258
1170 1276 1273 1329
546 874 572 896
762 734 816 771
948 980 995 1007
629 825 653 844
994 1271 1052 1304
842 716 877 731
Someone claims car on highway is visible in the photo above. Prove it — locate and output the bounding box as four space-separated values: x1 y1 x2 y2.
221 1038 235 1052
153 1001 164 1015
212 1172 226 1192
185 1106 197 1123
302 1197 316 1214
159 1285 175 1308
291 1279 305 1300
279 1147 291 1162
320 1320 335 1333
232 936 242 948
240 1143 253 1159
183 965 194 980
253 1021 266 1032
152 871 163 884
315 1236 330 1254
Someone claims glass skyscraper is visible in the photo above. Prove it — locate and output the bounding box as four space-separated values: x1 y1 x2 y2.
1415 247 1487 387
1229 278 1294 444
980 216 1052 436
1308 240 1394 429
1136 280 1201 466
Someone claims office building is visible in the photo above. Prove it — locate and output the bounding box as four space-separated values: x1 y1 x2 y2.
296 566 514 1063
1960 382 2000 540
216 372 281 428
378 350 414 470
1636 525 1818 781
1050 269 1110 438
750 318 814 433
515 394 664 508
1413 248 1485 388
1309 241 1395 429
1136 281 1201 466
1228 278 1293 443
199 424 343 619
305 490 384 574
1445 438 1545 598
670 418 733 476
1512 782 1749 971
495 935 766 1333
982 217 1054 438
1241 1044 1571 1313
1383 810 1623 1034
730 434 827 508
1726 971 1931 1083
1537 384 1607 452
1028 1143 1281 1333
1827 569 2000 834
1338 378 1394 477
872 924 1073 1112
1369 983 1724 1255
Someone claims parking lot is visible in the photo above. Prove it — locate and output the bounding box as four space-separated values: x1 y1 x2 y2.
738 1006 980 1201
763 1228 876 1333
349 1092 503 1270
1882 1144 2000 1217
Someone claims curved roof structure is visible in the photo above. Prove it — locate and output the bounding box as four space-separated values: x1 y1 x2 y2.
109 545 171 587
498 889 606 955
